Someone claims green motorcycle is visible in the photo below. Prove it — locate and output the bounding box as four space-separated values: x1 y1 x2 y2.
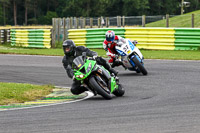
72 53 125 100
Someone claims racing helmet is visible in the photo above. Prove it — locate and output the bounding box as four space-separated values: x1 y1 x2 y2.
63 40 76 56
105 30 115 43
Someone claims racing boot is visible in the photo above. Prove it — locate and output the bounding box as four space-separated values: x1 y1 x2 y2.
115 76 120 84
109 67 118 76
115 60 127 70
120 62 127 70
111 60 121 68
112 60 127 70
96 56 118 76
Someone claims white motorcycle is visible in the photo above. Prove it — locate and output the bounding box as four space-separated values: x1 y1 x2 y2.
115 39 148 75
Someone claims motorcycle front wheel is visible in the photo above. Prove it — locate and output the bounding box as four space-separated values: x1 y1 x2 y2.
132 56 148 75
113 84 125 97
89 76 112 100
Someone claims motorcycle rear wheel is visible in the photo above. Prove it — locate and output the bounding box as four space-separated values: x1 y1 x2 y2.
89 76 112 100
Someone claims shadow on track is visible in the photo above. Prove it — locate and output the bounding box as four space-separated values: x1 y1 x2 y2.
118 72 145 77
85 95 129 101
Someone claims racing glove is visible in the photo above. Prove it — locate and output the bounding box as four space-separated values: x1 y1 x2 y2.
107 43 111 48
132 40 138 46
92 55 98 59
111 53 116 58
72 75 75 80
117 42 123 47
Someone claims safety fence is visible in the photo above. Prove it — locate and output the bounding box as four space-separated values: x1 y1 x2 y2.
68 28 200 50
0 29 10 44
10 29 51 48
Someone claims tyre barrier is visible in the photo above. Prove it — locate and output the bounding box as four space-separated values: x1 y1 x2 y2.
68 28 200 50
68 28 125 48
10 29 51 48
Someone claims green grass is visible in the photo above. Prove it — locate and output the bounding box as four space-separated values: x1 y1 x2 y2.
1 44 200 60
0 82 53 105
0 45 63 56
146 10 200 28
141 50 200 60
0 44 107 57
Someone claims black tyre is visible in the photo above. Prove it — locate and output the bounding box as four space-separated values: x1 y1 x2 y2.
89 76 112 100
132 56 148 75
113 84 125 97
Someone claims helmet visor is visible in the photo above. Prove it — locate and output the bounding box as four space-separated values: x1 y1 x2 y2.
64 46 71 52
106 36 114 42
106 37 112 42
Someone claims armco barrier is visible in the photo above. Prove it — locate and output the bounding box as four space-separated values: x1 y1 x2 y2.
68 28 200 50
10 29 51 48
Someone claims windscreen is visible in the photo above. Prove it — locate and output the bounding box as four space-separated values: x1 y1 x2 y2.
72 56 84 70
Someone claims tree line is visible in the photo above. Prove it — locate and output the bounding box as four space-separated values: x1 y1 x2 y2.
0 0 199 26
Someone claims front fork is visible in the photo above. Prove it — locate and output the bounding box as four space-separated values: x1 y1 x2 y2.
110 76 118 93
129 55 143 67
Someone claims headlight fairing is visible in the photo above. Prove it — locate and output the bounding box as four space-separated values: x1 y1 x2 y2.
87 62 92 73
76 74 85 79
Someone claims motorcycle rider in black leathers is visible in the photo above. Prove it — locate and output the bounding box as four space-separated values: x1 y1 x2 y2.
62 40 118 95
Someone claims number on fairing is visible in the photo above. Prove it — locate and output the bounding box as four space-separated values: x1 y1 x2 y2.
123 45 128 52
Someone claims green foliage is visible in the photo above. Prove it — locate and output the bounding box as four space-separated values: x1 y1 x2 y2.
55 41 63 48
0 0 200 25
38 11 58 25
0 6 3 25
28 18 38 24
123 0 149 16
148 0 180 15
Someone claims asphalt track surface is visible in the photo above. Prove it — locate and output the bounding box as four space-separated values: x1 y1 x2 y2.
0 54 200 133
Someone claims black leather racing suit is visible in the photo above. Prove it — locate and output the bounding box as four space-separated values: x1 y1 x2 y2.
62 46 116 95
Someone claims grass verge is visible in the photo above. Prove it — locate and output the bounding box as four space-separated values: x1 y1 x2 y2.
0 45 63 56
146 10 200 27
0 82 54 105
1 45 200 60
141 50 200 60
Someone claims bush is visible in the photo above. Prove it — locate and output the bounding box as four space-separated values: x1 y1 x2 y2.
38 11 58 25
